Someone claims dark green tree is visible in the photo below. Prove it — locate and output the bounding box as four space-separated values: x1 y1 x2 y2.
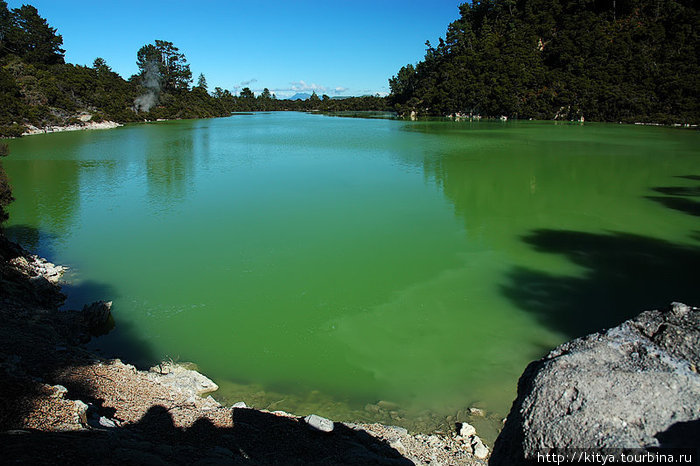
239 87 254 99
92 57 111 73
389 0 699 124
136 40 192 92
196 73 207 91
9 4 64 64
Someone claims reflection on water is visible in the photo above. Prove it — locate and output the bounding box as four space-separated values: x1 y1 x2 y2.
7 159 80 235
146 127 195 203
3 115 699 440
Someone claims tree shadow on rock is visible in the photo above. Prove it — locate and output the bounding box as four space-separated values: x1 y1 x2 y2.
501 230 700 338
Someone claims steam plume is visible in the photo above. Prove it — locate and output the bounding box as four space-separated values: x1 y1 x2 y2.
133 60 161 113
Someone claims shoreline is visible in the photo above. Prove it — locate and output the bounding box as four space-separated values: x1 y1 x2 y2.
0 236 489 464
7 113 697 141
21 120 123 136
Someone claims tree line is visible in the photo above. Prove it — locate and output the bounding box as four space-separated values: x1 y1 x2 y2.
389 0 699 124
0 1 388 137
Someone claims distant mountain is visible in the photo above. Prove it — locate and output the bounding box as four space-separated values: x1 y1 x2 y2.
287 93 311 101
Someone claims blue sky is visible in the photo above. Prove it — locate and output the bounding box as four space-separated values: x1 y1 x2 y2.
8 0 465 97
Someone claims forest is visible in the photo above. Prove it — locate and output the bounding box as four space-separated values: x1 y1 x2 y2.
389 0 699 123
1 0 698 139
0 1 388 137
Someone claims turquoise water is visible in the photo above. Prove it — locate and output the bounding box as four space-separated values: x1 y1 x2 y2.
4 113 699 438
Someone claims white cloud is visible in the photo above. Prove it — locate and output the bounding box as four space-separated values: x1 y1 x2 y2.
290 80 326 92
333 86 348 94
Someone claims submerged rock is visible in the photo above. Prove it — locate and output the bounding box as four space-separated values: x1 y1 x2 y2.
491 302 700 465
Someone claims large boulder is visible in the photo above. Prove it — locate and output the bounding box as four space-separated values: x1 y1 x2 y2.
491 303 700 465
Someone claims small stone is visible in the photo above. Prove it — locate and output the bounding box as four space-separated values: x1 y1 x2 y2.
461 441 474 454
50 384 68 398
469 407 486 417
458 422 476 438
389 426 408 437
99 416 117 428
233 401 247 408
73 400 89 425
472 439 489 459
377 400 399 410
671 302 690 318
304 414 334 432
389 438 406 455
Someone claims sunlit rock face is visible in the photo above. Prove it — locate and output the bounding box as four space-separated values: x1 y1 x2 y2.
492 303 700 465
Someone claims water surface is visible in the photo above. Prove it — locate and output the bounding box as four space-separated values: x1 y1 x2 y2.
5 113 699 440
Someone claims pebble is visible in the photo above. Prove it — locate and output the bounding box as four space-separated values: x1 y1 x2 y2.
304 414 334 432
473 441 489 459
232 401 247 408
471 435 489 459
458 422 476 437
99 416 117 428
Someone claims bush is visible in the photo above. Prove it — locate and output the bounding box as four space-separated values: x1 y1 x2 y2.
0 124 25 138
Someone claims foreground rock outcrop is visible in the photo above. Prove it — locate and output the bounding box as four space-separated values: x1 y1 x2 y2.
491 302 700 465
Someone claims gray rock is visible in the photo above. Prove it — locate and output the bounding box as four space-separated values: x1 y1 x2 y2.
99 416 117 428
304 414 334 432
49 384 68 398
471 436 489 459
81 300 113 334
388 425 408 437
458 422 476 438
491 303 700 465
72 399 89 425
149 361 219 396
232 401 247 408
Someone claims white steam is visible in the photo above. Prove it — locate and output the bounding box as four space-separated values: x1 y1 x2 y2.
133 60 161 113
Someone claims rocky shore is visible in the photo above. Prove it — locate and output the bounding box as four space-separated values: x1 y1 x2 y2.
0 235 489 465
492 302 700 465
21 120 122 136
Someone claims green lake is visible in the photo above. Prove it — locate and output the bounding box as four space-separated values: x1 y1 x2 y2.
4 113 699 440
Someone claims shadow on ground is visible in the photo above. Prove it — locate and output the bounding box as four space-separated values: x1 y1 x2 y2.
0 406 411 465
